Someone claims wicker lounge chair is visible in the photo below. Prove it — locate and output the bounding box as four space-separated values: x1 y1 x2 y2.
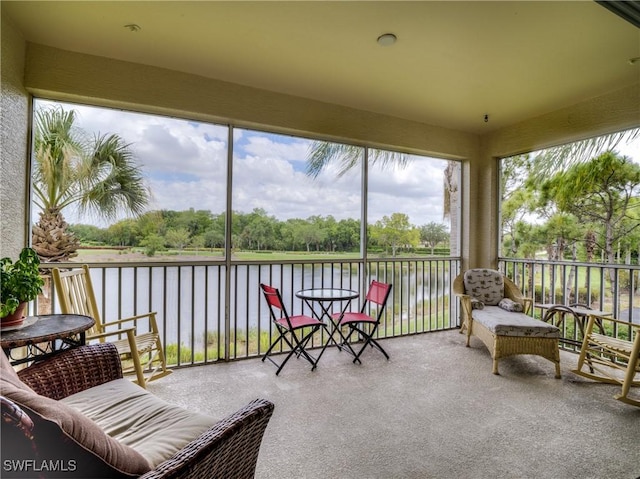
454 269 561 377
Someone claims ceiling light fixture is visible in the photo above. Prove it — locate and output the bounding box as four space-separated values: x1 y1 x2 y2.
124 24 141 32
377 33 397 46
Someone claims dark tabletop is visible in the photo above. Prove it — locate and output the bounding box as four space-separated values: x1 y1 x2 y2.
0 314 95 349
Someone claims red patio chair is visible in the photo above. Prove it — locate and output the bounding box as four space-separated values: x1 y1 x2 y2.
260 283 329 375
332 280 392 363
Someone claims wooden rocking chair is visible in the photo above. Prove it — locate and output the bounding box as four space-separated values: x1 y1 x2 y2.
572 314 639 407
52 265 172 388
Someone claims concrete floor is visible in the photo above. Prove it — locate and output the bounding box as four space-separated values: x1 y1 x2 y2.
147 330 640 479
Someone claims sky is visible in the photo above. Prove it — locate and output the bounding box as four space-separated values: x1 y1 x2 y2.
34 100 449 229
34 99 638 230
613 138 639 161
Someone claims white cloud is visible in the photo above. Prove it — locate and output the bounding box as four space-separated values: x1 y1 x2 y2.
34 100 454 227
233 145 361 221
240 133 309 164
618 137 640 163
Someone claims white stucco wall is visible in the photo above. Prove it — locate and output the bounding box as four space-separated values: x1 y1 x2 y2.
0 14 29 259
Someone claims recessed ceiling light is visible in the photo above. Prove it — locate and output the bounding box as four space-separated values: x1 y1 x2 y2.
124 24 141 32
377 33 397 47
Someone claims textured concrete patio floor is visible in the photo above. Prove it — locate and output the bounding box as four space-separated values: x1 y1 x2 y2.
147 330 640 479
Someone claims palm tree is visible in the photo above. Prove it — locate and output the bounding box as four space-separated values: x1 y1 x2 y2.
443 161 460 256
32 106 149 262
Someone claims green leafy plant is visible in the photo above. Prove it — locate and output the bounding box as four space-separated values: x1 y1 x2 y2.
0 247 44 318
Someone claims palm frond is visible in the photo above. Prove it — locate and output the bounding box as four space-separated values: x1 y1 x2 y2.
530 127 639 180
77 133 150 220
306 141 411 179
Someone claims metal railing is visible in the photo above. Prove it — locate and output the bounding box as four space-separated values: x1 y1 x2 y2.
38 257 461 367
499 258 639 349
35 257 639 367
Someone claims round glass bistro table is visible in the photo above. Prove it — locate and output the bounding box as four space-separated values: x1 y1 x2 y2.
295 288 359 352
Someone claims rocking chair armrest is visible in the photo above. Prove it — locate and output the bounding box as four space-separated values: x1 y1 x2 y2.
102 312 160 331
17 343 123 400
139 398 275 479
585 314 640 330
87 327 137 342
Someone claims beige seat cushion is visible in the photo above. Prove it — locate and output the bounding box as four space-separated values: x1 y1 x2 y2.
61 379 218 468
472 306 560 338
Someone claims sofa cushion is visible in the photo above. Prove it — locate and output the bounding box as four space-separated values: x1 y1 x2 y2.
472 306 560 338
1 349 34 392
0 376 151 476
464 269 504 305
498 297 523 312
62 378 218 468
471 298 485 310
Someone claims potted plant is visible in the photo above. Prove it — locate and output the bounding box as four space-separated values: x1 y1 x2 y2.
1 247 45 327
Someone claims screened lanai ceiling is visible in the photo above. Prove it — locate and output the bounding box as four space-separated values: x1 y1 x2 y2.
3 1 639 134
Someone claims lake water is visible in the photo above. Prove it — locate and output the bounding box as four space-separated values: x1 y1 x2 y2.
77 262 451 349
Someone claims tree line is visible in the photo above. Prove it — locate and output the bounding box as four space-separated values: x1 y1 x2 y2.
501 151 640 265
70 209 450 257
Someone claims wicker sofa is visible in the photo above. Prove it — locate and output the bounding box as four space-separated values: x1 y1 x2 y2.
1 343 274 478
454 269 561 378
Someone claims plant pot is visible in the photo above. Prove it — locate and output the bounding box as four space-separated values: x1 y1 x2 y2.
1 302 27 328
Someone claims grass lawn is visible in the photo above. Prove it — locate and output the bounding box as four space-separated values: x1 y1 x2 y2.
73 247 428 262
